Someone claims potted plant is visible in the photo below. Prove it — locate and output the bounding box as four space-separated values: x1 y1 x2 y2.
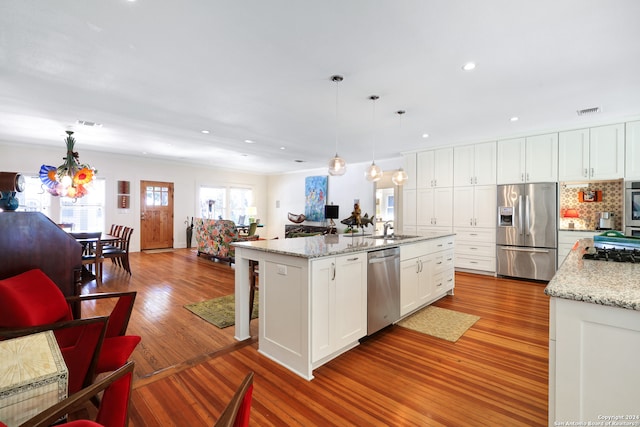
185 216 194 248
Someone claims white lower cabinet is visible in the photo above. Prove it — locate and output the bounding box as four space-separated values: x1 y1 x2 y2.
454 227 496 273
311 253 367 363
549 298 640 424
400 236 455 317
558 231 597 266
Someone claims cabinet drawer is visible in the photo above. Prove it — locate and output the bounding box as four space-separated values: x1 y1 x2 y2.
433 250 454 273
432 236 455 252
456 242 494 257
455 255 495 272
400 240 433 260
454 227 496 243
434 271 455 296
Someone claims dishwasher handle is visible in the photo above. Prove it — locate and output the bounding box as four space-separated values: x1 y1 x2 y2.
368 255 399 264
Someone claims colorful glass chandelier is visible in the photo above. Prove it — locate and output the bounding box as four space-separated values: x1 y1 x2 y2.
40 131 96 199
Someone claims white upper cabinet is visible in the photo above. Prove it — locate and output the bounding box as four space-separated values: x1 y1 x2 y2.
626 121 640 179
497 133 557 184
559 124 624 181
417 187 453 228
453 141 496 186
417 148 453 188
590 124 624 180
526 133 558 182
403 153 417 190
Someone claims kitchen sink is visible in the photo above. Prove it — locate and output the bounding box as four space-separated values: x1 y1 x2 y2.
368 234 419 241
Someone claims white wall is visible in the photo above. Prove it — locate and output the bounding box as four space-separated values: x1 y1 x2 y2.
265 158 403 238
0 142 268 252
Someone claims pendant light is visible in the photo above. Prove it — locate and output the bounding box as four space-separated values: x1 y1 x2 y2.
392 110 409 186
328 75 346 176
364 95 382 182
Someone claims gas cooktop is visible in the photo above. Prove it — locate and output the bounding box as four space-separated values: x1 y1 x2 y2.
583 247 640 263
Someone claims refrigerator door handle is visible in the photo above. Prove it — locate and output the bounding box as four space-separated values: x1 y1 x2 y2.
525 195 531 236
499 247 550 254
518 195 524 235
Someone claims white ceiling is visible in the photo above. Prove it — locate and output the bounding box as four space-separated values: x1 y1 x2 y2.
2 0 640 174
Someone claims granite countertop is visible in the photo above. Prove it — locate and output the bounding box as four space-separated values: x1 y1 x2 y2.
544 239 640 311
232 232 454 259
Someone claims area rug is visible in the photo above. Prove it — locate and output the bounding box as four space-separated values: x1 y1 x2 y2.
396 306 480 342
184 293 258 329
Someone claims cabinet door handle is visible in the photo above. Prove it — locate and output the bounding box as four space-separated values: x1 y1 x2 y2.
436 261 443 265
584 168 588 178
474 176 478 184
447 278 453 282
331 262 336 281
591 167 594 177
470 233 478 236
526 173 530 181
521 173 525 182
470 219 473 226
470 177 473 184
436 282 442 287
347 257 359 262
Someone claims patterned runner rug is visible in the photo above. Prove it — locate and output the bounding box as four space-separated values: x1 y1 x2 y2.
184 293 258 329
396 306 480 342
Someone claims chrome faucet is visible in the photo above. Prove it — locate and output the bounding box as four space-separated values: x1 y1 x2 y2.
383 221 394 238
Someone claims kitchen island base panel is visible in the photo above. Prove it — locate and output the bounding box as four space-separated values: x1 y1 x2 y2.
549 297 640 424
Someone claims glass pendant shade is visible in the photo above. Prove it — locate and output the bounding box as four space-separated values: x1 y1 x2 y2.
392 168 408 185
365 161 382 182
328 154 346 176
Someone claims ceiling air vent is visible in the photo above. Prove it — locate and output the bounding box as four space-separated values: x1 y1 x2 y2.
77 120 102 127
576 107 601 116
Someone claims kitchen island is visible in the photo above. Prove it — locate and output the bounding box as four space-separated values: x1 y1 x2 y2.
545 239 640 425
232 232 455 380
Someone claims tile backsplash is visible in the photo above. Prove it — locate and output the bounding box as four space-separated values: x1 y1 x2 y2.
559 180 624 230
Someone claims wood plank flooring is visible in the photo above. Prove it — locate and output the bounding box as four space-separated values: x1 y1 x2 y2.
82 249 549 426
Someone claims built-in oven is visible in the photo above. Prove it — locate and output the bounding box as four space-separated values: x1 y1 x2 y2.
625 181 640 236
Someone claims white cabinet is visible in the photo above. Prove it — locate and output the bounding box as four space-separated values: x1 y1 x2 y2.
454 227 496 273
453 141 496 186
558 124 624 181
402 189 417 230
557 230 597 266
625 121 640 179
417 187 453 228
402 153 417 190
497 133 558 184
452 185 496 228
311 253 367 363
549 298 640 424
417 148 454 188
400 236 455 316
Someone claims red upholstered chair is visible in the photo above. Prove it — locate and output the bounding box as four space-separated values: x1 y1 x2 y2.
214 372 254 427
0 269 140 385
16 361 135 427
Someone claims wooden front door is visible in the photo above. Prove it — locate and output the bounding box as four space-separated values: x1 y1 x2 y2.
140 180 174 250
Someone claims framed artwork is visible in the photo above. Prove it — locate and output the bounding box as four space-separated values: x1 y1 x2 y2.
304 175 327 222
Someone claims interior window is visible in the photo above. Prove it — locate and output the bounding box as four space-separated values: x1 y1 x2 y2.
198 186 252 223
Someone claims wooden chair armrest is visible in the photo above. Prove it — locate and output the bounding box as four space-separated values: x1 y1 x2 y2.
19 361 135 427
67 292 137 337
0 317 108 340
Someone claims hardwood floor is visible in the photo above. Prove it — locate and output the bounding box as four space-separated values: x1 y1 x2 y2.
82 249 549 426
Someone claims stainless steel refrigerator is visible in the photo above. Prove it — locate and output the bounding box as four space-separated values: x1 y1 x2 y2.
496 183 557 281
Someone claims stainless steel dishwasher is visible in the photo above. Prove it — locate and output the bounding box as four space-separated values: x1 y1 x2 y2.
367 246 400 335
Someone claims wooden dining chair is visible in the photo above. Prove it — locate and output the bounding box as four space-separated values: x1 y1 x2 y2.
82 235 104 286
103 227 133 275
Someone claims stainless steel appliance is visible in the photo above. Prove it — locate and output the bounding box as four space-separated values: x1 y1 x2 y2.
367 247 400 335
597 211 615 230
496 183 557 281
625 182 640 237
583 231 640 262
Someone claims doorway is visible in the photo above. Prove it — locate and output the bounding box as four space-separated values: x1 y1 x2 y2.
140 180 174 250
374 171 402 234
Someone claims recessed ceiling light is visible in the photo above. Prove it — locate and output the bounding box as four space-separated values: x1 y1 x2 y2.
462 62 476 71
240 153 249 157
244 139 255 144
422 133 430 139
510 116 519 122
201 130 210 134
294 159 305 163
